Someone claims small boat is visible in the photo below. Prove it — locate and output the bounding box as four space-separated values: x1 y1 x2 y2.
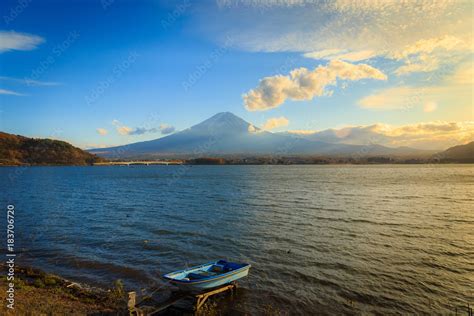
162 260 251 292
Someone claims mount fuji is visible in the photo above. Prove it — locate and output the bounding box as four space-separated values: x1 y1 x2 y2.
89 112 429 158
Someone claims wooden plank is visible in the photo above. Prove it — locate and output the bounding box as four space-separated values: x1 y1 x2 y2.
195 284 234 299
195 284 235 311
132 283 237 314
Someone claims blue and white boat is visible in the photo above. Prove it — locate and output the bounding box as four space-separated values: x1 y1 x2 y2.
162 260 251 292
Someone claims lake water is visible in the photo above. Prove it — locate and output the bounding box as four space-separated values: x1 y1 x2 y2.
1 165 473 314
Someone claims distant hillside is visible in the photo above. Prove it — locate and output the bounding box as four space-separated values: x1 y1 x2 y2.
278 131 437 157
436 141 474 163
0 132 105 166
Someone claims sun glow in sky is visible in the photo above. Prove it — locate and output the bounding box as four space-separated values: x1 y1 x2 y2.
0 0 472 150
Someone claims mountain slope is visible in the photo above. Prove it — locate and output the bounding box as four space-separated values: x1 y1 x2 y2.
0 132 105 165
90 112 358 158
436 141 474 162
89 112 435 159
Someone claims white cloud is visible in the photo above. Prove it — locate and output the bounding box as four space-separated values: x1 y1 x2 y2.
303 49 344 59
389 36 465 60
128 127 155 135
304 49 377 62
394 54 440 76
201 1 472 81
0 76 60 86
111 119 175 136
248 124 257 133
159 124 175 135
111 119 133 135
328 0 454 14
377 121 471 136
204 1 471 55
217 0 313 8
262 116 289 130
333 50 377 62
287 129 316 135
0 31 44 52
117 126 133 135
83 143 111 150
390 36 469 76
96 128 108 136
244 60 387 111
303 36 469 76
0 88 24 96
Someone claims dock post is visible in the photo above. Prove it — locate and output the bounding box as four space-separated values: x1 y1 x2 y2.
128 291 136 314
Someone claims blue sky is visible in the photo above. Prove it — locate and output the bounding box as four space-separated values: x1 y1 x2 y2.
0 0 472 150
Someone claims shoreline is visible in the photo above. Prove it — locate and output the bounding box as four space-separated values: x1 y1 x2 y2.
1 161 473 167
0 265 128 315
0 265 247 315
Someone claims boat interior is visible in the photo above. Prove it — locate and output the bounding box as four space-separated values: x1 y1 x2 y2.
166 260 246 281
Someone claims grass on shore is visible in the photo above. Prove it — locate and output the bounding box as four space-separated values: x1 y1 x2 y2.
0 266 128 315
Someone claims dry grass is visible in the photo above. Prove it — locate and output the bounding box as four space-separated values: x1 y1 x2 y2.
0 266 128 315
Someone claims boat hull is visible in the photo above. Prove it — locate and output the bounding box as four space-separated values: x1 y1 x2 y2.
163 260 251 292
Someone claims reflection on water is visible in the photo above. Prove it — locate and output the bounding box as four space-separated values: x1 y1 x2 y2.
1 165 473 314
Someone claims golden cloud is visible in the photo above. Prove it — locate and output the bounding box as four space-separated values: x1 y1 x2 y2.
96 128 108 136
262 117 289 130
117 126 133 135
244 60 387 111
287 129 317 135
